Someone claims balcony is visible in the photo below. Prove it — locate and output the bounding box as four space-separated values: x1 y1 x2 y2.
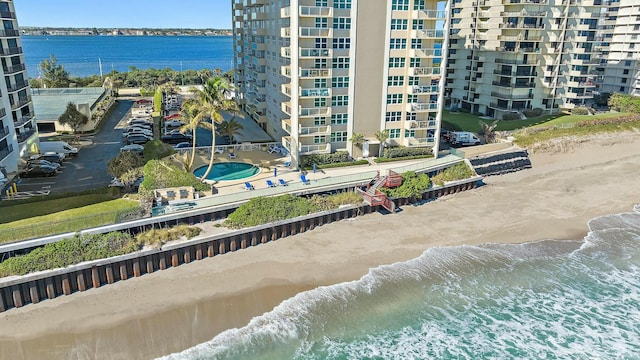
415 10 446 20
489 102 528 111
409 103 439 112
299 6 332 17
300 107 331 117
0 46 21 56
0 11 16 19
282 102 291 116
17 128 36 143
0 143 13 161
502 0 548 4
407 119 437 129
411 85 439 94
0 29 19 37
492 81 512 88
281 66 291 78
491 92 533 100
414 29 445 39
300 27 331 38
4 63 26 75
282 119 292 134
6 80 28 93
300 68 330 78
300 88 330 97
403 137 435 147
413 67 441 76
0 125 8 140
11 96 31 110
281 47 291 58
299 125 331 137
300 143 331 155
300 48 331 58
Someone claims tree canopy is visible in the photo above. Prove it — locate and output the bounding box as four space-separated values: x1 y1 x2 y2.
39 54 70 88
58 102 88 133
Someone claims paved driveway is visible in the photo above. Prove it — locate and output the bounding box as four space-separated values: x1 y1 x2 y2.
15 100 134 195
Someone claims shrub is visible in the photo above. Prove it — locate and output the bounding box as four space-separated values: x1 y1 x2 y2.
575 114 640 127
0 232 139 277
143 140 175 162
224 194 320 229
315 160 369 169
459 107 471 113
380 171 431 199
300 151 351 168
472 112 484 117
308 191 363 210
523 108 544 118
571 107 591 115
431 162 475 186
136 224 201 248
108 151 145 179
139 160 209 194
374 154 433 163
382 146 433 159
502 112 521 120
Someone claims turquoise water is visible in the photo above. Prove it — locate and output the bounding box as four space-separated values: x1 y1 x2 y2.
193 162 259 181
21 35 233 77
162 205 640 359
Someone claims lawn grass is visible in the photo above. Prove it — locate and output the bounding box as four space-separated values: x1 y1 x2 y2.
0 193 119 224
533 112 631 127
441 110 555 133
0 199 140 244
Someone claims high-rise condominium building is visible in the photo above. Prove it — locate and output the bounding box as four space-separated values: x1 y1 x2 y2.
596 0 640 96
0 0 38 176
232 0 449 167
447 0 602 119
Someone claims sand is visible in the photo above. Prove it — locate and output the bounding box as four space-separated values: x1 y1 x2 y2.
1 132 639 360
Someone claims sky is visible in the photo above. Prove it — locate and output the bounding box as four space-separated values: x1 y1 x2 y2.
13 0 232 29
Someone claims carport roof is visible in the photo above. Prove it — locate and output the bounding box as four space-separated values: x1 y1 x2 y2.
31 87 106 121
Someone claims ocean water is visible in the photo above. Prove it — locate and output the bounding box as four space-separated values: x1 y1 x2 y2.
20 35 233 78
162 205 640 360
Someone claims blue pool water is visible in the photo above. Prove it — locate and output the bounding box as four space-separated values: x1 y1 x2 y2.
193 162 259 181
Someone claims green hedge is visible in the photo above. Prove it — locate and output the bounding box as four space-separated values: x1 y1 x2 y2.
431 162 475 186
0 232 139 277
382 146 433 159
374 154 433 163
380 171 431 198
523 108 544 118
225 194 320 229
300 151 351 168
315 160 369 169
502 112 521 120
572 107 591 115
143 140 175 162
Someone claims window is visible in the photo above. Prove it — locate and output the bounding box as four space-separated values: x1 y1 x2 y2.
387 94 403 104
331 131 348 142
315 0 328 6
314 98 327 107
622 78 627 84
391 19 408 30
333 38 351 49
314 117 326 126
389 57 405 68
315 38 328 49
315 59 328 68
332 95 349 106
411 39 422 49
408 76 419 86
392 0 409 11
405 129 416 137
314 136 327 144
332 76 349 88
389 129 401 138
388 76 404 86
409 58 421 67
333 57 350 68
407 95 418 103
414 0 425 10
624 69 630 75
390 38 407 49
333 0 352 9
314 79 327 88
412 20 424 30
315 18 328 28
331 113 348 124
620 86 625 92
386 111 402 121
333 17 351 30
406 112 416 121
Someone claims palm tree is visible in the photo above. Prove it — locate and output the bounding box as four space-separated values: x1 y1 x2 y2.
179 99 210 170
190 76 238 180
349 132 366 159
478 120 499 144
216 117 244 145
374 129 390 157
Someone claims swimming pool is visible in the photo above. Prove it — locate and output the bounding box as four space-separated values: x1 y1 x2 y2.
193 162 260 181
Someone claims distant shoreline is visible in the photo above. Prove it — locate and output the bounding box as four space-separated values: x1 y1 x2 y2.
19 27 232 37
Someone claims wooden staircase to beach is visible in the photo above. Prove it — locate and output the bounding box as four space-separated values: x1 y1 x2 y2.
356 170 402 213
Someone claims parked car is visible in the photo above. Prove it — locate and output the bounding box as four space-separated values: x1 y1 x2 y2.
173 142 193 149
161 133 193 145
31 152 65 165
26 159 61 171
126 134 153 145
122 128 153 138
19 165 57 178
120 144 145 154
164 119 184 128
129 119 153 127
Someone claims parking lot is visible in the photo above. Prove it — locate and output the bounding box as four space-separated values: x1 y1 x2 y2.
13 100 135 195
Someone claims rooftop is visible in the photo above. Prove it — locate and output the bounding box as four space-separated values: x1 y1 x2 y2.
31 87 106 121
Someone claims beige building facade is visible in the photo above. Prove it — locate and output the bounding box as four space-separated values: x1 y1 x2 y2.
0 0 38 176
232 0 449 167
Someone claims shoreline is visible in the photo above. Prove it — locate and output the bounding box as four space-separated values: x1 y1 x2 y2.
1 133 639 359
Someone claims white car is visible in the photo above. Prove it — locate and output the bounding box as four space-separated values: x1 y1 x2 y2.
122 128 153 138
128 119 153 126
120 144 144 154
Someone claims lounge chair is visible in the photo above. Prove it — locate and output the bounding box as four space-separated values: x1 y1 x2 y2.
229 152 236 159
300 174 310 185
243 182 254 190
283 161 291 167
278 178 288 186
214 146 225 154
266 179 276 188
268 144 280 154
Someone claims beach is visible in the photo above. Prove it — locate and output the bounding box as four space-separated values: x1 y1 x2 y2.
1 131 639 360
